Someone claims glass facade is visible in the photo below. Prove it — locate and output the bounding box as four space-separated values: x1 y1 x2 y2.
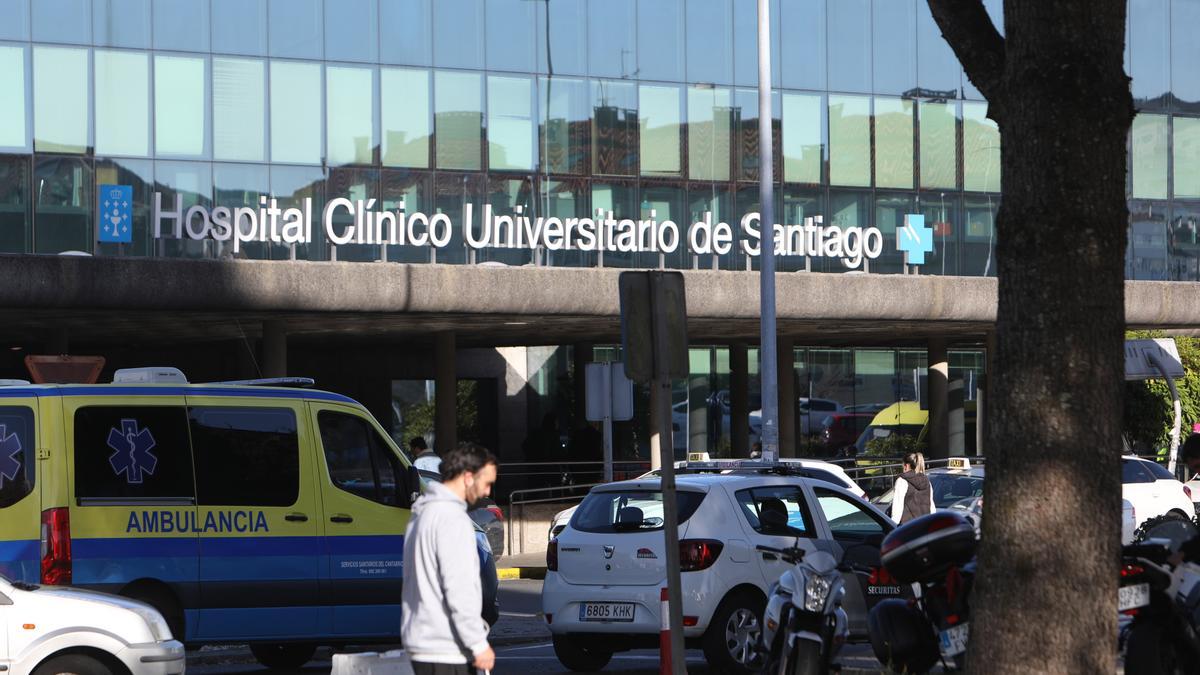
0 0 1182 278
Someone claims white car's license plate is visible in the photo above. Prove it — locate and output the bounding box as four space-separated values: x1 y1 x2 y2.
1119 583 1150 611
939 622 969 658
579 602 635 622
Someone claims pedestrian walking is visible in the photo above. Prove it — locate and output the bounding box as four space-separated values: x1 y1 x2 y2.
890 451 936 524
402 442 498 675
411 436 442 473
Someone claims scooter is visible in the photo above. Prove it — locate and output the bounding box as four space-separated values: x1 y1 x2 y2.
868 510 978 673
1119 540 1200 674
756 541 850 675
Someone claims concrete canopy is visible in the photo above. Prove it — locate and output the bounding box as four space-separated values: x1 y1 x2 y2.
0 255 1196 348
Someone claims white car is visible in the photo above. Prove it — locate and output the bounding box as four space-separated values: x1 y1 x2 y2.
0 574 185 675
749 398 845 441
542 473 897 673
547 458 867 540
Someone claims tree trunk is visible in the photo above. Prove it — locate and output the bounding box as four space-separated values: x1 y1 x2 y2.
927 1 1133 672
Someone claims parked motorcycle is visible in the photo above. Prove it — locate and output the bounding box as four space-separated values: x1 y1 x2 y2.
867 510 978 673
1120 539 1200 674
755 510 875 675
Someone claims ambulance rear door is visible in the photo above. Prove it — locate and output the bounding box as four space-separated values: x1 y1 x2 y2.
0 391 42 583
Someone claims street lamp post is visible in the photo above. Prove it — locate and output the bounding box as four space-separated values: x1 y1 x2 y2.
757 0 780 462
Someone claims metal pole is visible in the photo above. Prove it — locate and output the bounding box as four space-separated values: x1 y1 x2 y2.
757 0 780 462
651 274 687 675
603 363 614 483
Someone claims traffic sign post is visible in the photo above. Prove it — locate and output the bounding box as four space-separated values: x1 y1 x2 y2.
585 362 634 483
619 271 688 675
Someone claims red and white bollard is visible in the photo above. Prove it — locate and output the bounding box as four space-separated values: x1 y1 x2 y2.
659 587 671 675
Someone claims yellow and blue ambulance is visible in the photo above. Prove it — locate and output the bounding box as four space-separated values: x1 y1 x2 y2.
0 368 420 670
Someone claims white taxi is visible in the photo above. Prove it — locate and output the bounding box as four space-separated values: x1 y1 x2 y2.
542 470 895 673
0 574 184 675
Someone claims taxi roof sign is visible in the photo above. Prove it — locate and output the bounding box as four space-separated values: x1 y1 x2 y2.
947 457 972 470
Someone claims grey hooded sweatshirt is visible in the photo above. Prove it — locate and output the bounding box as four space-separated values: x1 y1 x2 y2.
401 481 489 664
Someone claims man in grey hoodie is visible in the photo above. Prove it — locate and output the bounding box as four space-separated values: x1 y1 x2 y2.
402 442 498 675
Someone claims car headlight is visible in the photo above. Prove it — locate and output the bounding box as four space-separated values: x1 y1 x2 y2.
804 575 834 612
130 605 172 642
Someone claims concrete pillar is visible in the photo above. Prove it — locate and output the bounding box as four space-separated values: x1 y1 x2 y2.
572 343 593 430
650 380 666 471
927 338 949 460
730 343 749 457
778 338 796 457
435 331 457 454
262 320 287 378
949 378 966 455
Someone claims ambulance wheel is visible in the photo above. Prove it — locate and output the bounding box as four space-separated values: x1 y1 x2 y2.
32 654 113 675
250 643 318 671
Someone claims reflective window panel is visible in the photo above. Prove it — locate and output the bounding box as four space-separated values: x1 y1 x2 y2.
828 0 871 93
381 0 432 66
638 0 684 82
34 155 92 254
94 0 150 48
825 190 871 273
0 156 30 253
435 71 484 171
640 84 682 176
919 100 958 189
875 98 914 189
212 0 267 55
780 186 821 272
962 102 1000 192
688 185 733 270
488 75 535 172
591 179 638 266
32 0 90 44
268 0 323 59
538 0 587 76
95 50 150 156
213 163 272 260
270 164 326 260
588 0 636 79
544 178 595 267
434 0 484 69
783 92 822 184
0 0 29 40
382 68 431 168
1168 201 1200 280
270 61 322 164
480 175 535 266
917 192 959 276
540 76 590 175
152 0 209 52
1172 0 1200 111
213 57 266 162
327 168 380 262
961 195 998 276
1127 199 1168 279
326 65 377 167
380 169 432 263
916 1 960 96
873 0 916 96
432 172 484 264
733 88 781 183
33 46 89 154
155 54 209 158
781 0 825 90
642 182 688 269
873 192 916 273
828 95 870 187
688 86 733 181
592 80 638 175
0 46 27 149
1129 0 1169 109
486 0 537 73
154 160 211 259
687 0 733 85
733 0 781 88
1175 117 1200 198
326 0 378 63
1131 113 1168 200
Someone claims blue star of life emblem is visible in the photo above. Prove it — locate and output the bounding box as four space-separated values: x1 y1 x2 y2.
98 184 133 244
0 425 21 489
107 419 158 484
897 213 935 265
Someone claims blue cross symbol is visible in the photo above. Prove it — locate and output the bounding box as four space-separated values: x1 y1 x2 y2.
897 214 935 265
107 419 158 485
0 425 21 489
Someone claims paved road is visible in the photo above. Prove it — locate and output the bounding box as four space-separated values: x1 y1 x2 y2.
186 579 889 674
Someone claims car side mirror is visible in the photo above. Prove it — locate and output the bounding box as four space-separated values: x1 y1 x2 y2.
760 509 789 534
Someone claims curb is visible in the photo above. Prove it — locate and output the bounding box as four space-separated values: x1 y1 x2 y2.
497 566 547 580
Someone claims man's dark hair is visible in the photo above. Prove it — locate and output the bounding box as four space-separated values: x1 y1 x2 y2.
440 442 498 481
409 436 428 451
1183 433 1200 461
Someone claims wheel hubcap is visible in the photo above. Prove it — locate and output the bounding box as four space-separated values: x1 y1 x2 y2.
725 607 763 667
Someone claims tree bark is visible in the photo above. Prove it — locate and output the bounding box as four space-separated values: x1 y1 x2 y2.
926 1 1133 672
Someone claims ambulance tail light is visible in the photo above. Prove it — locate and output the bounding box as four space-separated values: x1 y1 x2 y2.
40 507 72 585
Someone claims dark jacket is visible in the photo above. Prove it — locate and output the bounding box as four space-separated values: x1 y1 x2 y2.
899 471 933 524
